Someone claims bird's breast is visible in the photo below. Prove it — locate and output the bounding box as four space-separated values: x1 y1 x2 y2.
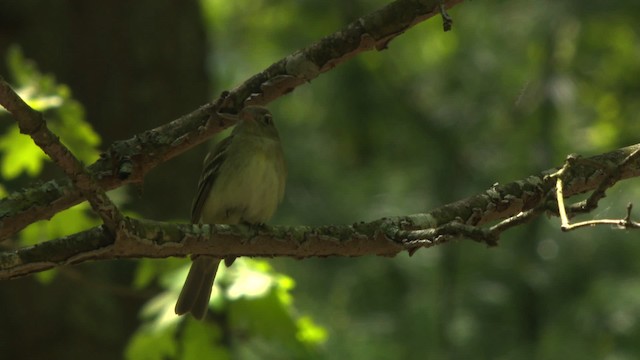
200 138 284 224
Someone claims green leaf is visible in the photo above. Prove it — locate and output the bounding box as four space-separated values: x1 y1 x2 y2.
296 316 328 346
0 46 101 177
134 258 326 358
0 125 48 178
18 202 100 283
20 202 99 246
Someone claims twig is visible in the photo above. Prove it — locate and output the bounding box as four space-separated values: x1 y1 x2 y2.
489 203 548 237
439 1 454 31
549 155 574 229
550 152 640 231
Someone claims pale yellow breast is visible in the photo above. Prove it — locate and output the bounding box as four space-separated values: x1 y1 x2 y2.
199 136 285 225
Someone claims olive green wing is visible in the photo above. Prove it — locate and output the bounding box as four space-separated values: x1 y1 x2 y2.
190 136 233 223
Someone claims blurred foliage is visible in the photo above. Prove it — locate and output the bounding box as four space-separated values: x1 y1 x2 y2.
199 0 640 359
127 259 325 359
0 46 101 177
2 0 640 359
0 47 103 282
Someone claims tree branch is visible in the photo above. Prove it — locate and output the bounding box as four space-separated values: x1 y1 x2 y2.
0 76 123 233
0 0 464 241
3 143 640 279
550 149 640 231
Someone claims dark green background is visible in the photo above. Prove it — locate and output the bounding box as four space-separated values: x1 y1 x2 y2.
2 0 640 359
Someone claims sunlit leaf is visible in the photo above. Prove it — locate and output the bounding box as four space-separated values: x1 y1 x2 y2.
296 316 328 345
1 46 101 176
136 258 325 358
19 202 99 247
0 125 48 178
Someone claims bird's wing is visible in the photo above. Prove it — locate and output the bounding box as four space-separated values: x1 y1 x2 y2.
190 136 233 223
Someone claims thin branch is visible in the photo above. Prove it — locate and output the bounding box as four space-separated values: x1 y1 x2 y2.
0 76 123 233
550 150 640 231
439 1 454 31
551 155 574 228
0 0 464 241
489 203 548 237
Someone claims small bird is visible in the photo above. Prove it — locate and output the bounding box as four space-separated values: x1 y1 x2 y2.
175 106 286 320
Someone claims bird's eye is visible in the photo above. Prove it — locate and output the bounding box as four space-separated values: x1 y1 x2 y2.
263 114 273 125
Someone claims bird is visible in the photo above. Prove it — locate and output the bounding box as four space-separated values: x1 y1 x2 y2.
175 105 286 320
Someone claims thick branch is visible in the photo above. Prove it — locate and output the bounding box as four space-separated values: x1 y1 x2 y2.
3 143 640 279
0 0 464 240
0 218 401 280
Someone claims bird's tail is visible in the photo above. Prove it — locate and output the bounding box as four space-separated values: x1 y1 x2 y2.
175 256 221 320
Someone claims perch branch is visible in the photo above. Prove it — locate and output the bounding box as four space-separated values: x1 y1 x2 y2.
3 143 640 279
